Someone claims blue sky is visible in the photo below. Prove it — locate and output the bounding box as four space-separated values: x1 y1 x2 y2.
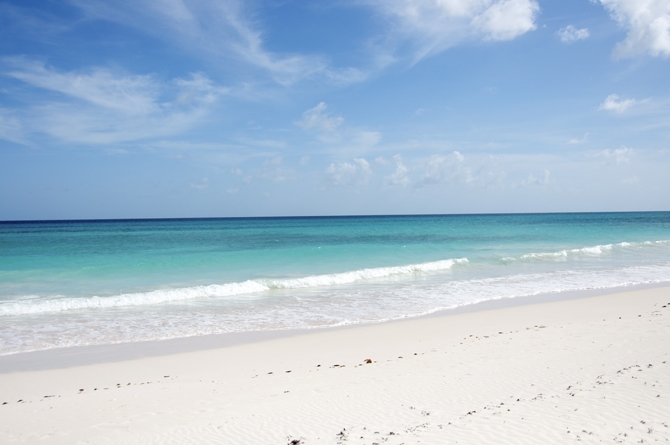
1 0 669 219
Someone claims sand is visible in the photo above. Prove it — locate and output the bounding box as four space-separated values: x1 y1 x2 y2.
0 286 669 444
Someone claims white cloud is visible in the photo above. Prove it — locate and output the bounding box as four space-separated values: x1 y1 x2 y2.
598 146 634 164
368 0 539 60
295 102 344 132
596 0 670 58
325 158 372 187
471 0 539 41
557 25 590 43
415 151 506 188
622 175 639 184
2 59 227 144
295 104 381 150
385 154 411 187
519 169 551 187
418 151 473 186
598 94 638 113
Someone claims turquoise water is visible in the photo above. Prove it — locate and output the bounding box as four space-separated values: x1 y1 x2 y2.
1 212 670 354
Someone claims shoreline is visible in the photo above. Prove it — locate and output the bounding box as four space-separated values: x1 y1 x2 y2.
1 280 668 373
0 284 668 443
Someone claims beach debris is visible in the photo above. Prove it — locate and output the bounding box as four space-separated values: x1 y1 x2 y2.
364 359 372 364
2 402 7 405
79 389 84 392
285 370 291 373
268 372 273 374
164 375 169 378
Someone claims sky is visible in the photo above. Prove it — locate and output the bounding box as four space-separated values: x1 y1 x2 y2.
1 0 669 220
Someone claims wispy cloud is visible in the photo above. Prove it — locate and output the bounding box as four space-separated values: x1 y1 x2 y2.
190 177 209 189
596 0 670 58
366 0 539 62
568 133 589 144
295 103 382 155
518 169 551 187
2 59 228 144
258 156 294 182
412 151 507 188
295 102 344 132
0 3 70 38
66 0 366 87
597 146 634 164
0 108 27 145
598 94 639 113
6 58 162 115
557 25 590 43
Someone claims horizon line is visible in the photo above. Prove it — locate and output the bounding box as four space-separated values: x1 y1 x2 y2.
2 210 669 224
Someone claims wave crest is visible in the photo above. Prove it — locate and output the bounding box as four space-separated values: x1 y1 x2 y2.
0 258 468 316
503 240 669 263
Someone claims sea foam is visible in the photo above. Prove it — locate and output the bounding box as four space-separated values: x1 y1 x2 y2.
0 258 468 316
503 240 669 263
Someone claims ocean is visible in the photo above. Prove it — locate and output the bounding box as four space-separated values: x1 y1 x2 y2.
1 212 669 355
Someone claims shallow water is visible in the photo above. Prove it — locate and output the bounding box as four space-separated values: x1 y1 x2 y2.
1 212 669 354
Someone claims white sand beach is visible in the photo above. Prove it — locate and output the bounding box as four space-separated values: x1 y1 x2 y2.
1 286 669 444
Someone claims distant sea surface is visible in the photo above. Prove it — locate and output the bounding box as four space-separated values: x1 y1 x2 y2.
1 212 670 355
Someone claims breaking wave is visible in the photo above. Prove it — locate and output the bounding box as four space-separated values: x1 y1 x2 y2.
0 258 468 316
502 240 670 262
